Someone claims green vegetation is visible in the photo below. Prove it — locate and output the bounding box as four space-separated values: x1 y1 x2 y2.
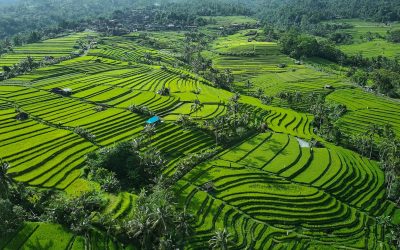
0 1 400 249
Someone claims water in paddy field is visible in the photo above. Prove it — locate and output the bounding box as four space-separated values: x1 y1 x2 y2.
296 137 310 148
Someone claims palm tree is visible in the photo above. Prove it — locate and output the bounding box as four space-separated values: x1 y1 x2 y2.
0 159 14 198
208 116 225 145
176 207 193 243
382 123 396 140
388 226 400 249
310 102 326 128
245 80 253 94
224 69 234 89
376 215 392 241
365 124 383 159
191 99 203 119
385 167 397 199
256 88 264 98
209 228 231 250
229 93 240 129
142 124 156 144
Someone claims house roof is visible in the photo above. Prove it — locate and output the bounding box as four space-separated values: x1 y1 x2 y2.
146 116 161 124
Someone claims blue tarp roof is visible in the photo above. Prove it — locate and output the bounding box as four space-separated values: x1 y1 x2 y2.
146 116 161 124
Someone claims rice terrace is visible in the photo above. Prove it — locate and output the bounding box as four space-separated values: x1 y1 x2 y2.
0 0 399 249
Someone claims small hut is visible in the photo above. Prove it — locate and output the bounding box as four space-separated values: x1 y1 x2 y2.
51 88 72 96
146 116 162 125
15 112 29 121
324 85 334 90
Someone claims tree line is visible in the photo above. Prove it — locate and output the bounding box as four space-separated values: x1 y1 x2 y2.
278 31 400 98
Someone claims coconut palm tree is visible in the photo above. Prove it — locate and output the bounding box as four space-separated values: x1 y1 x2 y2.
191 99 203 119
209 228 231 250
229 93 241 129
376 215 392 241
245 80 253 94
224 69 234 88
388 226 400 249
0 159 14 198
142 124 156 144
365 124 383 159
176 207 193 243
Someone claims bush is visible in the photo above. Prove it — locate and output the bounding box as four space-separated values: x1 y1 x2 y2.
74 127 96 142
43 191 106 234
387 29 400 43
86 141 165 190
87 167 121 193
351 70 369 86
0 199 26 238
128 104 154 116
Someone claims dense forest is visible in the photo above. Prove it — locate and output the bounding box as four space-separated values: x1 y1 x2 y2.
1 0 400 39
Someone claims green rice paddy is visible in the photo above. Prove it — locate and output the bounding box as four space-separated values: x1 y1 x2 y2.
0 18 399 249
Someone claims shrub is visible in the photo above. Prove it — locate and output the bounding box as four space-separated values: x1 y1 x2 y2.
157 87 170 96
86 141 165 190
387 29 400 43
87 167 121 193
128 104 154 116
74 126 96 142
0 199 26 238
42 191 106 234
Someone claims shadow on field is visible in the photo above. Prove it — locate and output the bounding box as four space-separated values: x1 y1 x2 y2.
25 238 55 250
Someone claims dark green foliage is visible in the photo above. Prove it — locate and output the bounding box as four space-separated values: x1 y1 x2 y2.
121 182 192 249
86 141 138 179
42 191 106 234
0 159 14 198
350 70 369 86
0 199 26 238
127 105 154 117
86 140 164 190
372 69 400 97
328 32 353 45
87 168 121 193
387 29 400 43
292 93 348 144
260 0 400 30
8 184 56 220
279 31 344 61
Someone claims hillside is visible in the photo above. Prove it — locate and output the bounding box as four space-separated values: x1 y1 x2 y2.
0 3 400 250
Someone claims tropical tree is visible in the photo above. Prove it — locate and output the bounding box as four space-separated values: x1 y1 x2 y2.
0 198 26 238
245 80 253 94
229 93 241 129
175 207 193 247
142 124 156 143
365 124 383 159
124 183 177 249
224 68 234 88
209 228 232 250
191 99 204 119
0 159 14 198
351 134 370 157
376 215 392 240
387 225 400 249
176 114 194 129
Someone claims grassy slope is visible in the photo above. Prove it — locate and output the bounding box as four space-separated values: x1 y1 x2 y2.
0 16 399 249
333 19 400 58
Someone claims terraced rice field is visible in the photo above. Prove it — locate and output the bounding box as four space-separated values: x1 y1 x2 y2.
0 33 90 67
1 28 399 249
176 133 397 249
0 222 125 250
326 88 400 136
332 19 400 59
203 30 349 95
